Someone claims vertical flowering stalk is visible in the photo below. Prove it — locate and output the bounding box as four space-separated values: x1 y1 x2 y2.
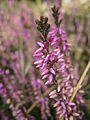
33 6 85 120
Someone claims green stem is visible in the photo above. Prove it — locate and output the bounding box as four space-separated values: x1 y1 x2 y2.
19 38 25 95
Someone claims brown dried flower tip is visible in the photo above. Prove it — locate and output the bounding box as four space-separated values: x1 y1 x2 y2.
51 5 62 27
35 16 50 41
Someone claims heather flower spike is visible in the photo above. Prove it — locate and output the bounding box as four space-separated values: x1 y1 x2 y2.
34 5 85 120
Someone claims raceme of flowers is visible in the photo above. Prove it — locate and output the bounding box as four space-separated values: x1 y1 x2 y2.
33 6 85 120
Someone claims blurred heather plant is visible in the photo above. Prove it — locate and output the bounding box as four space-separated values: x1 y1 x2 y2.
0 1 52 120
0 1 36 120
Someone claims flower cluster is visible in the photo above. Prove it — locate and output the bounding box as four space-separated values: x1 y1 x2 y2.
34 6 85 119
0 70 30 120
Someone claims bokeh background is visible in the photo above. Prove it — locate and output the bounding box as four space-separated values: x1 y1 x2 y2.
0 0 90 120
